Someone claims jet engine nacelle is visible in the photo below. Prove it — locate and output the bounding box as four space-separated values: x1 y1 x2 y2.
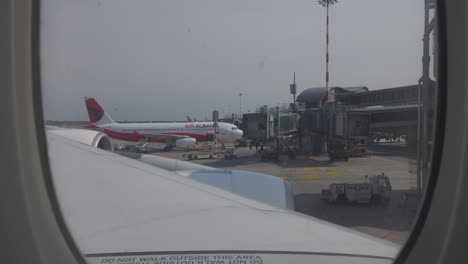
175 138 196 149
47 127 113 151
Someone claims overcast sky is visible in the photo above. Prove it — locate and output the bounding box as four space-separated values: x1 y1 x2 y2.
41 0 424 121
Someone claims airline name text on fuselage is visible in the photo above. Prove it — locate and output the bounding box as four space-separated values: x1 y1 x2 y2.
185 123 214 129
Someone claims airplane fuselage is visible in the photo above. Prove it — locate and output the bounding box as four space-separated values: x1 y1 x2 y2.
98 121 243 143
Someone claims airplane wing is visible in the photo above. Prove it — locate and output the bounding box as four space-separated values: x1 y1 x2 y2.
46 131 399 264
117 152 295 210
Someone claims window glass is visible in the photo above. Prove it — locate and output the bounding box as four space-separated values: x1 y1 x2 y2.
42 0 439 263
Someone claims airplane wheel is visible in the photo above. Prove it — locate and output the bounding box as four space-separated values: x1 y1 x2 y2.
163 145 173 152
193 155 198 160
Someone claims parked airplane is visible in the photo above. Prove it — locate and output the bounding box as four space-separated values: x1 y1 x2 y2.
84 97 243 150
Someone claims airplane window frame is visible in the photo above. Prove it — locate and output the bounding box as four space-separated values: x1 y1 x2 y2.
395 0 446 262
29 2 90 264
27 1 447 263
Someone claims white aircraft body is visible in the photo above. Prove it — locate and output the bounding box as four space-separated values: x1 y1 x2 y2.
45 127 398 263
84 97 243 150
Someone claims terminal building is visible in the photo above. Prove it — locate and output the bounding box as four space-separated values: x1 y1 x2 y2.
296 86 370 154
239 82 434 165
295 84 429 155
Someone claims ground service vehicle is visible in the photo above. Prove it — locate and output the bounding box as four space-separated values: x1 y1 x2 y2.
224 147 237 160
183 152 216 160
328 141 349 161
260 148 279 161
321 174 392 205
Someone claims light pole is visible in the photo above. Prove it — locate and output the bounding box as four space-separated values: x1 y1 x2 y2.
238 93 243 120
318 0 337 151
318 0 337 103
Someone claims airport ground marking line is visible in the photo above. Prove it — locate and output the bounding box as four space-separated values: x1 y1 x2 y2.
370 155 408 165
306 167 322 171
303 174 321 180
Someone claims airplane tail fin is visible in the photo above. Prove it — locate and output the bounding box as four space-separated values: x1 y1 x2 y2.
84 97 116 126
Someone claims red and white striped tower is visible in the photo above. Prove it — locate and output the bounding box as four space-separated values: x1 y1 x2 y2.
318 0 337 103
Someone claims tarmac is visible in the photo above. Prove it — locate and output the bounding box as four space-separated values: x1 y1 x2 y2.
148 142 419 245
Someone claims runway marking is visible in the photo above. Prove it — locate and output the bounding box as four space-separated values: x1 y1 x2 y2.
306 167 322 171
382 230 396 239
370 155 408 165
326 171 339 176
382 223 409 241
303 174 321 180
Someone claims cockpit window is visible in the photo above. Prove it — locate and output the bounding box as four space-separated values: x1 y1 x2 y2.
41 0 440 262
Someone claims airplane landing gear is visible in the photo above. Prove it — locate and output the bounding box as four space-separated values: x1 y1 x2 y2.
163 145 173 151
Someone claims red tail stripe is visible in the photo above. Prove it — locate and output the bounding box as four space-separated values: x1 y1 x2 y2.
85 98 105 123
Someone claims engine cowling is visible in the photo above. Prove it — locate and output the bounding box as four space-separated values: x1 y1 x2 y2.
47 127 113 151
175 138 196 149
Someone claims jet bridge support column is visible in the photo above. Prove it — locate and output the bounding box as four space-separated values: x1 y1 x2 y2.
418 0 437 196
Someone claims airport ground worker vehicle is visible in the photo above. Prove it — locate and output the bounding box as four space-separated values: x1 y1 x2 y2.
183 152 217 160
321 174 392 205
328 141 349 161
224 147 238 160
260 148 279 161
